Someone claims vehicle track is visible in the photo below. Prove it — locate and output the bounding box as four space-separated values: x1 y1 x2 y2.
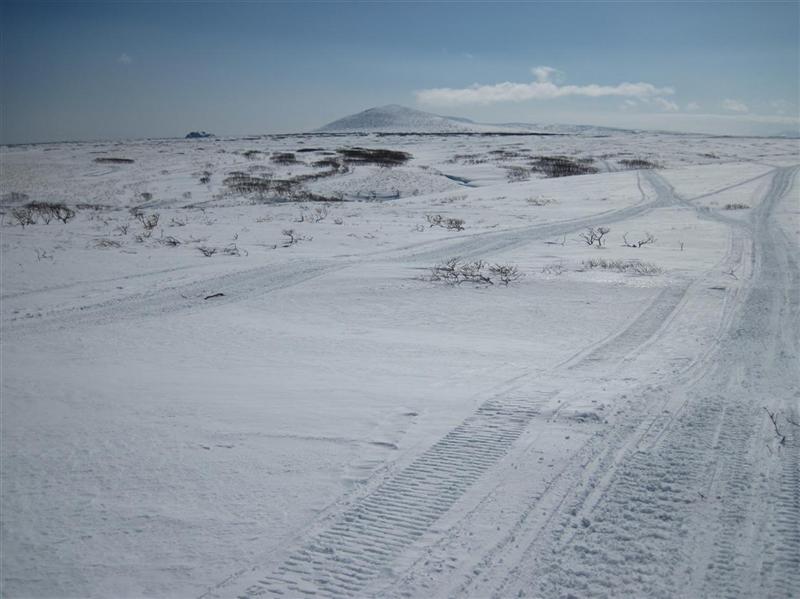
497 165 799 599
393 172 676 263
229 393 556 598
1 259 339 334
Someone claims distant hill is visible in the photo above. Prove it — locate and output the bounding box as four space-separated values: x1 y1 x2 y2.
315 105 521 134
315 105 630 136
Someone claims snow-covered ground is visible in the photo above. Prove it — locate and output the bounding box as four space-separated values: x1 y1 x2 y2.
1 131 798 598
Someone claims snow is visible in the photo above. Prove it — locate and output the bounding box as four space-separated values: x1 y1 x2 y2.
1 130 799 598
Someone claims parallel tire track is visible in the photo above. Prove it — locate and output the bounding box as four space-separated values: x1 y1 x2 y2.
232 394 554 598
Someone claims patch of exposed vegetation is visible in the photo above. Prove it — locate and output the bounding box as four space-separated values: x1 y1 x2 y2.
619 158 659 170
94 157 134 164
581 258 662 276
531 155 598 178
336 147 411 167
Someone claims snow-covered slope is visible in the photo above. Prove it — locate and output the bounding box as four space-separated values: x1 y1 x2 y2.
315 105 520 133
316 105 638 136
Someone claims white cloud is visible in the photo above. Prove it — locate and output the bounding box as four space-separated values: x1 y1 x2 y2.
118 53 133 65
652 97 679 112
722 98 748 113
686 101 700 111
416 66 675 106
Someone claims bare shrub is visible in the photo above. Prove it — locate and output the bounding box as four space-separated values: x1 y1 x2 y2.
199 171 212 184
11 207 36 228
582 258 661 276
527 196 555 206
94 157 134 164
281 229 311 247
531 156 597 178
579 226 611 247
445 218 465 231
622 232 656 248
619 158 659 170
426 214 444 228
136 212 160 231
724 203 750 210
158 236 181 247
23 201 75 224
429 258 522 286
116 224 129 235
94 238 122 248
271 152 298 165
35 248 54 261
222 243 245 256
337 147 411 167
489 263 522 286
541 262 566 276
198 246 217 257
243 150 262 160
506 166 530 182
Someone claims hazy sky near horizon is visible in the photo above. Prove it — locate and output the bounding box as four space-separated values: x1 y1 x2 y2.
1 1 798 143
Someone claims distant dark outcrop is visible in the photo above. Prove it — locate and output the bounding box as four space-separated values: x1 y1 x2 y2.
186 131 214 139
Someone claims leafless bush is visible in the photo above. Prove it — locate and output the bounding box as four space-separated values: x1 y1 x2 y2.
622 232 656 248
182 191 192 200
506 166 530 182
170 217 187 227
337 147 411 167
198 246 217 257
199 171 212 184
489 264 522 286
11 207 36 228
34 248 54 261
619 158 659 170
222 243 245 256
541 262 566 275
136 212 160 231
582 258 661 275
281 229 311 247
426 214 465 230
527 196 555 206
426 214 444 228
23 201 75 224
271 152 298 165
116 224 129 235
94 157 134 164
140 192 153 202
445 218 465 231
300 205 329 223
531 156 597 178
95 238 122 248
158 236 181 247
579 226 611 247
243 150 262 160
724 203 750 210
429 258 522 286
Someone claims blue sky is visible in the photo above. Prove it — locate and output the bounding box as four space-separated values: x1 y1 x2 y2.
1 1 798 143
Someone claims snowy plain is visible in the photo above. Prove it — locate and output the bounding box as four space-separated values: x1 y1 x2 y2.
1 131 799 598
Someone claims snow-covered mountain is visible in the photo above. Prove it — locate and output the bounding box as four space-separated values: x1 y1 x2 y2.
315 105 521 133
316 105 632 136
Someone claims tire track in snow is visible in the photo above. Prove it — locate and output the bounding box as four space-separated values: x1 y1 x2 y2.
224 394 555 598
2 259 339 334
497 165 800 599
395 172 676 263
